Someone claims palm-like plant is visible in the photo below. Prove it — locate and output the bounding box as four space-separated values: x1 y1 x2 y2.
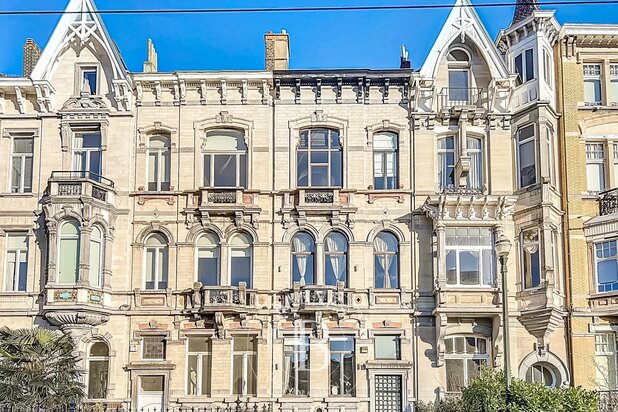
0 327 85 408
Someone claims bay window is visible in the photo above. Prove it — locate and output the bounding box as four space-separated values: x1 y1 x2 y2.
445 227 494 287
230 233 252 287
521 228 541 289
329 336 355 396
196 232 220 286
233 336 257 396
373 132 398 190
517 124 537 188
284 336 310 396
438 136 456 190
596 333 618 390
144 233 169 290
187 337 212 396
445 336 488 393
584 64 602 106
438 136 484 191
324 232 348 286
291 232 315 286
4 233 28 292
203 129 247 188
147 136 171 191
89 225 104 287
514 49 535 85
58 220 80 284
595 239 618 292
297 128 342 188
74 129 102 179
374 232 399 289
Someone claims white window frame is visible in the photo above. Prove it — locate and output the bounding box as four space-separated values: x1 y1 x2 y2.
195 233 220 286
372 131 399 190
584 63 603 106
78 65 99 95
595 333 618 390
231 335 257 396
543 48 553 85
9 134 34 194
525 363 558 388
444 227 495 287
202 129 247 189
57 220 80 285
438 136 456 191
444 335 490 394
229 233 253 288
514 48 535 85
283 335 311 396
610 64 618 106
73 128 102 177
521 227 542 290
87 341 110 399
594 239 618 293
297 128 343 188
143 234 169 290
586 142 606 194
545 124 556 187
516 124 538 189
4 233 28 292
329 335 356 397
146 136 171 192
89 225 104 288
186 336 212 396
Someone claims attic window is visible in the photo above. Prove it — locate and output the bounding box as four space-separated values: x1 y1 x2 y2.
448 49 470 63
80 66 98 95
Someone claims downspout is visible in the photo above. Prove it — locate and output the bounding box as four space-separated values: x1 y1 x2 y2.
271 77 277 403
556 37 576 386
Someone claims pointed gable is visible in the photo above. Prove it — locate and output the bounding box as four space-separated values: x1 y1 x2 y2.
31 0 128 84
420 0 509 79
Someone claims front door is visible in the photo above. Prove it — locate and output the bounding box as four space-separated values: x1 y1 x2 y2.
137 376 165 412
375 375 403 412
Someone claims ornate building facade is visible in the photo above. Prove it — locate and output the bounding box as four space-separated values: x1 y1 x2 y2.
0 0 578 410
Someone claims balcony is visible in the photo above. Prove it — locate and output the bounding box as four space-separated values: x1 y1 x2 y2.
46 171 115 204
181 282 257 315
599 188 618 216
437 87 487 113
279 283 352 314
440 185 485 196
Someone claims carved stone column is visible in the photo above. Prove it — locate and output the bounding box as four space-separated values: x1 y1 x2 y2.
315 241 324 285
79 225 93 285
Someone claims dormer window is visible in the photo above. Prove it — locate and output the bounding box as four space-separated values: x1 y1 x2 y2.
447 48 471 104
79 66 98 95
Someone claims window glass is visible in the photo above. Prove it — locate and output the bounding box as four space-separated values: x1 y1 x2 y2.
467 137 483 190
325 232 348 286
233 336 257 396
88 340 109 399
297 129 342 188
596 240 618 292
525 363 557 388
11 136 34 194
596 334 618 390
231 233 252 287
373 132 398 190
525 49 535 82
142 336 166 360
59 221 80 284
292 233 315 285
89 225 103 287
438 136 456 190
445 228 494 287
586 143 606 193
522 228 541 289
330 337 355 396
145 233 168 290
187 337 212 396
147 136 171 191
73 131 102 178
284 336 310 396
517 125 537 188
374 232 399 289
444 336 488 393
5 233 28 292
448 70 469 102
202 129 247 188
375 335 400 360
197 233 219 286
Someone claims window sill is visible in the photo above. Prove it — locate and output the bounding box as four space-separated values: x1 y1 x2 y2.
0 192 36 198
442 286 498 291
578 105 618 110
590 290 618 299
517 286 546 296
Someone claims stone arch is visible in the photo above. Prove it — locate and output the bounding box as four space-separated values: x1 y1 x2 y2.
282 224 320 243
518 350 570 387
186 224 225 244
134 225 175 246
224 224 258 244
366 223 407 244
318 224 355 243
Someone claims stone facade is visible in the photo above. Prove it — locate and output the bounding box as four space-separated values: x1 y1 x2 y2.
0 0 586 410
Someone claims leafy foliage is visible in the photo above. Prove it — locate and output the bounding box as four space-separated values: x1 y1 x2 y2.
418 368 598 412
0 327 84 408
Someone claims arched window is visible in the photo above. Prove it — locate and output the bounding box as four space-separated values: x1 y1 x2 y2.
297 128 342 188
324 232 348 286
197 232 219 286
291 232 315 286
467 137 483 190
447 48 471 103
374 232 399 289
525 363 558 388
147 135 171 191
373 132 398 190
444 335 489 393
145 233 169 290
203 129 247 188
89 225 104 287
230 233 252 287
58 220 80 284
438 136 456 190
88 341 110 399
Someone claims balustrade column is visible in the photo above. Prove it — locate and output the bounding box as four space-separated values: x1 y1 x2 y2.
435 224 446 290
46 226 59 284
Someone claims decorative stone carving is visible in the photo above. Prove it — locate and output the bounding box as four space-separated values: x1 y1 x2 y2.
208 191 236 204
46 311 110 328
305 191 334 204
61 93 108 111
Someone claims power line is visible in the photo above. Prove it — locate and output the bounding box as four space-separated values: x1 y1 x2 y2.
0 0 617 16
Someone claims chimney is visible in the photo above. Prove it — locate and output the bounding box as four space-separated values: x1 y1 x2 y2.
22 38 41 77
143 38 158 73
264 30 290 71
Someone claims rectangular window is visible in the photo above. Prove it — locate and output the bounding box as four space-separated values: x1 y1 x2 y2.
374 335 401 360
448 70 470 103
517 125 537 188
595 240 618 292
73 129 102 179
373 132 398 190
187 337 211 396
445 336 488 393
445 228 494 287
142 336 166 360
586 143 606 194
284 336 310 396
584 64 603 106
147 137 171 191
438 136 456 191
596 334 618 390
297 129 342 188
80 66 98 95
543 49 552 85
521 228 542 289
5 233 28 292
330 336 355 396
611 64 618 105
514 49 535 85
545 125 555 187
10 135 34 194
233 336 257 396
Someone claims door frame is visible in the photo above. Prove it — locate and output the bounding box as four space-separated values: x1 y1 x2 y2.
368 368 410 412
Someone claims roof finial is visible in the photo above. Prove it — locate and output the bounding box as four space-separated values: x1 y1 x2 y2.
511 0 540 25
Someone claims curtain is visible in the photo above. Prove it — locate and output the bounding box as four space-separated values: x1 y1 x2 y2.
374 236 388 288
283 353 293 394
325 235 346 283
293 235 309 286
467 137 483 190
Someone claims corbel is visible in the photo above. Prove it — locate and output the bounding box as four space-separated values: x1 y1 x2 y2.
179 80 186 104
154 81 162 106
34 84 48 113
364 78 371 102
241 79 248 104
383 78 390 104
220 79 227 105
135 81 143 106
14 87 25 114
173 82 180 105
200 80 207 104
357 78 363 103
275 79 281 100
261 79 269 105
295 79 301 104
336 78 343 104
315 78 322 104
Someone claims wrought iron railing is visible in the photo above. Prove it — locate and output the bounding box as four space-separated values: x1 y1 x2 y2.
599 188 618 216
599 390 618 412
440 185 485 196
437 87 487 111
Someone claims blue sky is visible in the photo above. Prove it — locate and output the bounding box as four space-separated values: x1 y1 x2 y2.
1 0 618 75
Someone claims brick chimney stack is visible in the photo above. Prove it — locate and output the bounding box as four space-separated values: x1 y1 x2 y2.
265 30 290 71
22 38 41 77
